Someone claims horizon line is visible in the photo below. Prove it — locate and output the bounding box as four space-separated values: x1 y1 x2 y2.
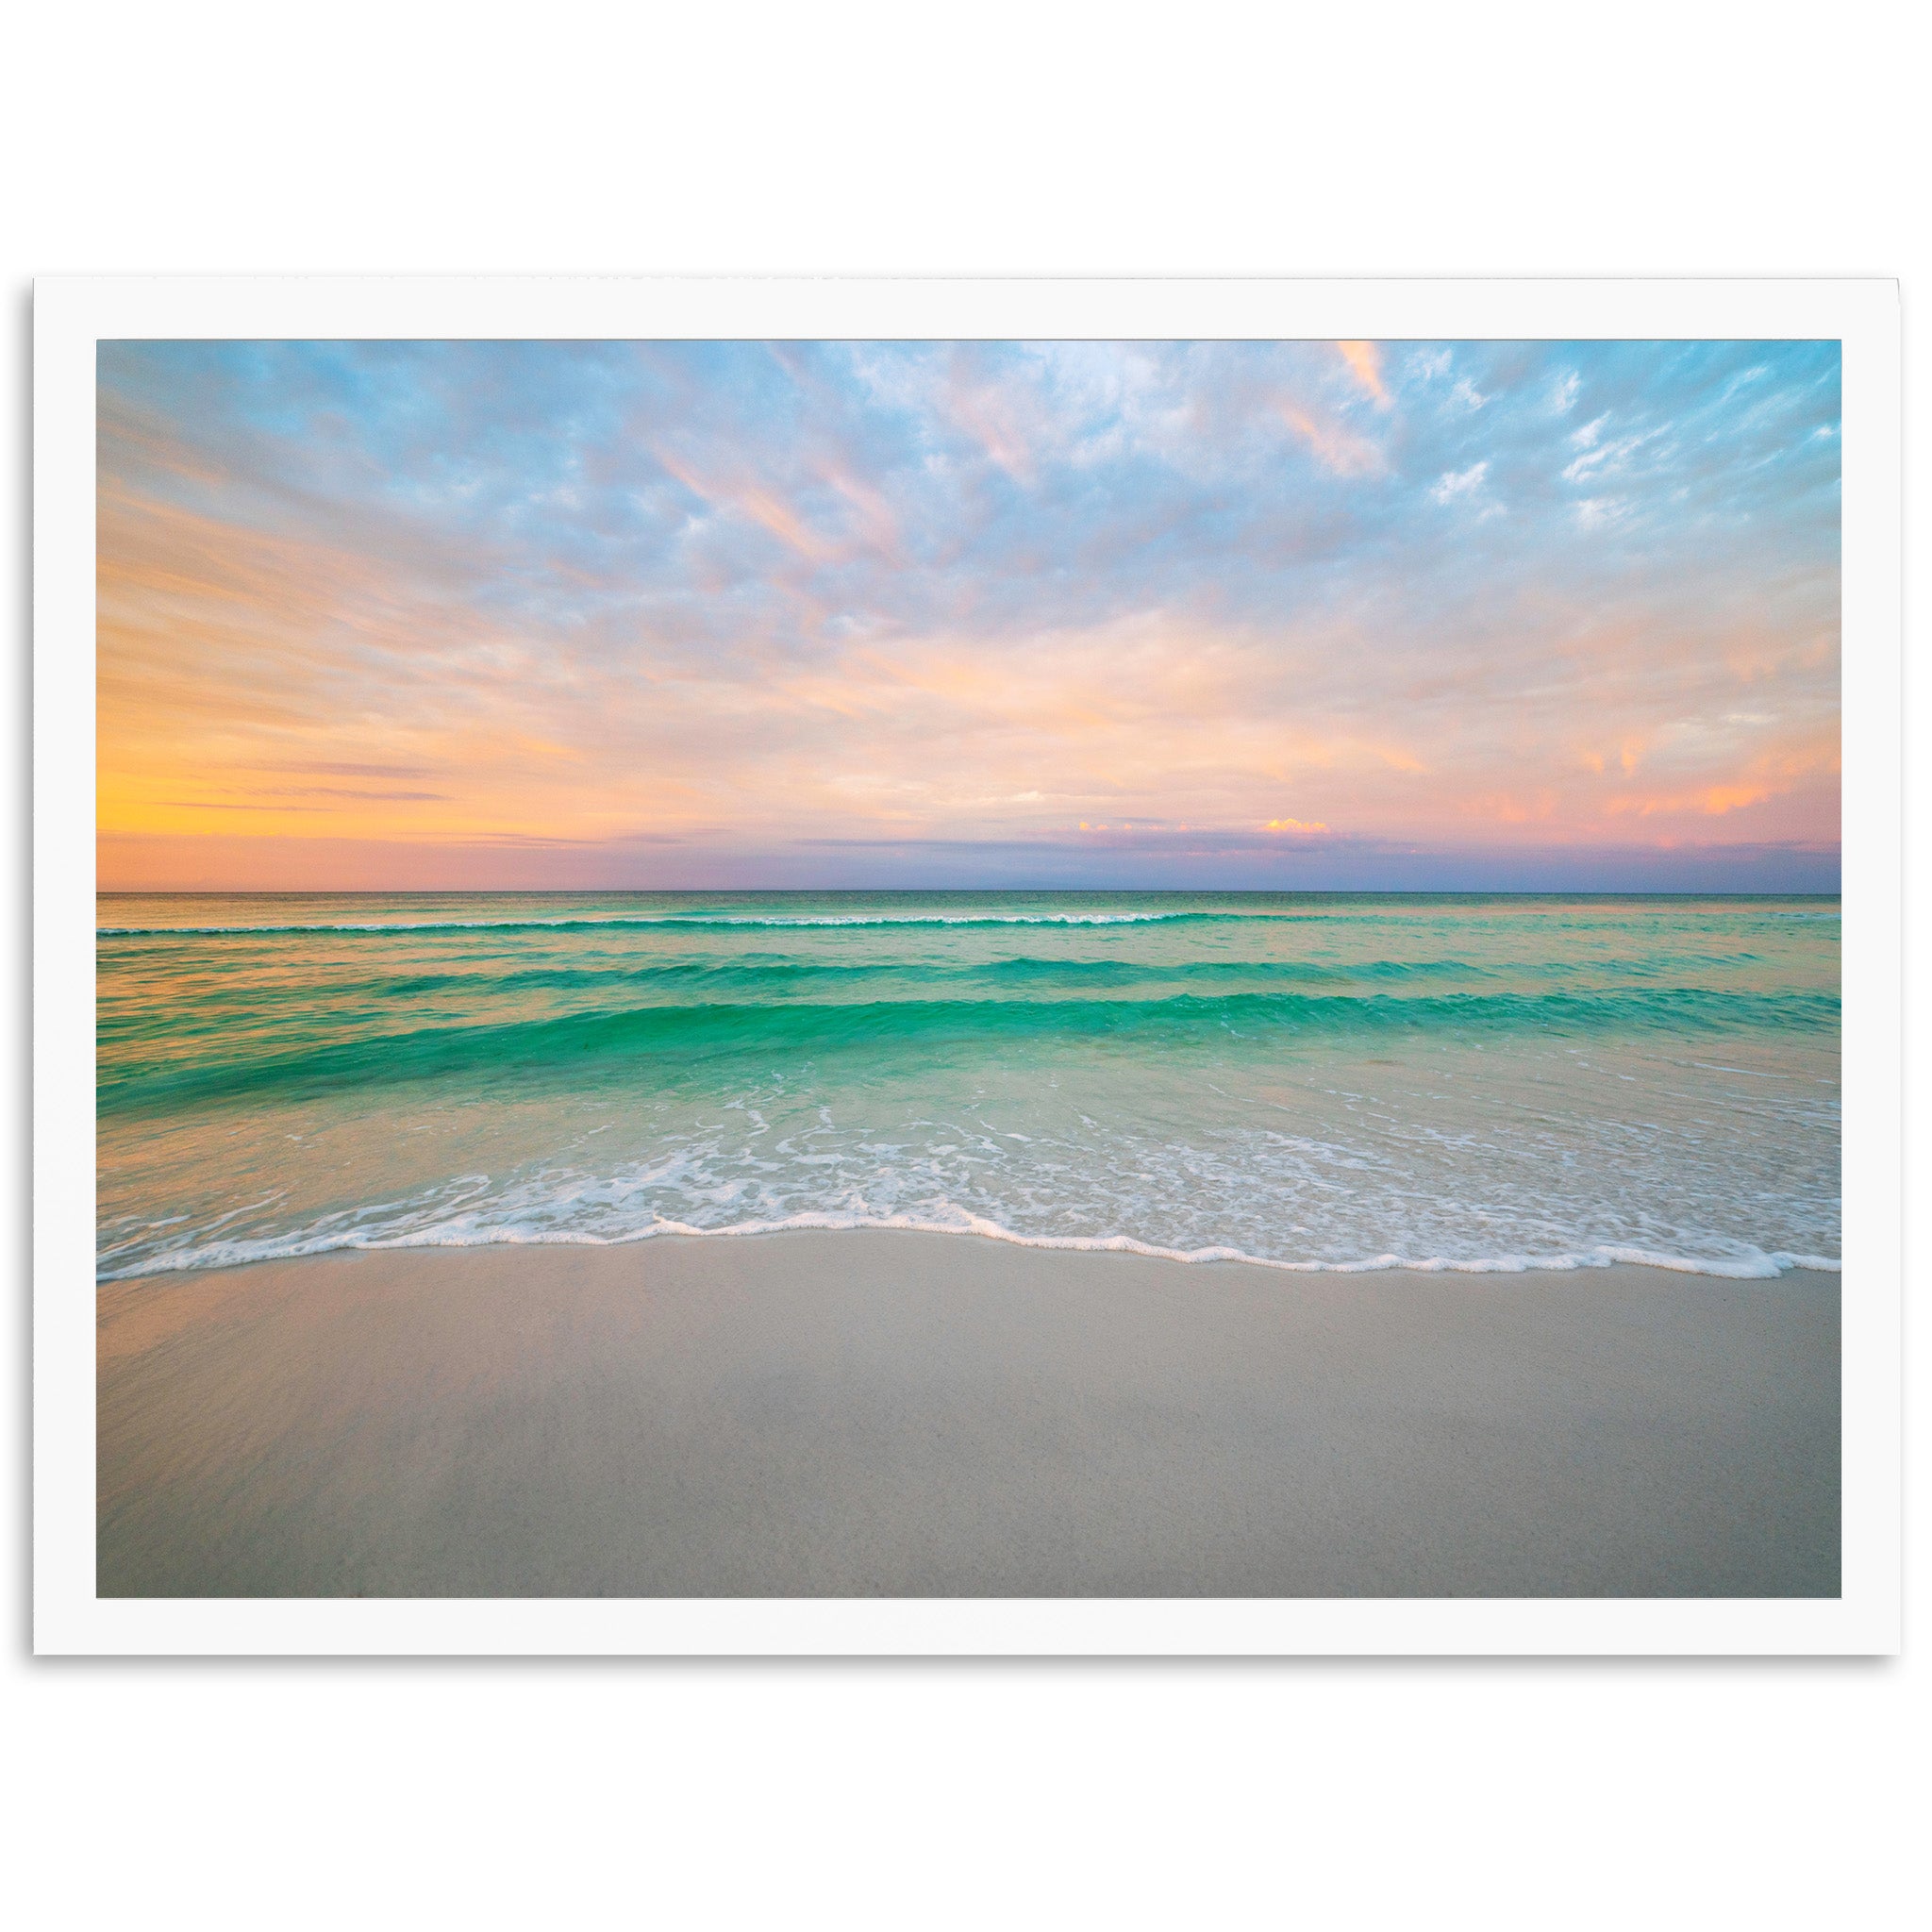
95 883 1845 898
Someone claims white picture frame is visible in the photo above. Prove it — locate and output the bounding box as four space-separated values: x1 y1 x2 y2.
35 275 1901 1656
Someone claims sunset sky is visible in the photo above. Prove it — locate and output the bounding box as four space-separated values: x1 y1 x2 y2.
97 337 1841 891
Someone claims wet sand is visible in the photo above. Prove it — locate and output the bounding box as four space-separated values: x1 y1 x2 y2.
95 1232 1840 1598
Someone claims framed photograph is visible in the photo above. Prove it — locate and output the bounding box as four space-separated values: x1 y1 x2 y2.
33 277 1901 1654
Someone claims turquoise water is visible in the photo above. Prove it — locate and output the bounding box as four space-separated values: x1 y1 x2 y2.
96 891 1841 1280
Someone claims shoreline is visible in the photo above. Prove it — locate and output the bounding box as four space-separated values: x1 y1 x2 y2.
98 1230 1841 1599
98 1216 1843 1286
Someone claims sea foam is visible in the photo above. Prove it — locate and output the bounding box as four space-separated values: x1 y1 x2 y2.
92 1205 1844 1284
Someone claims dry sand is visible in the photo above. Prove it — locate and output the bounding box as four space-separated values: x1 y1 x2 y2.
95 1231 1840 1598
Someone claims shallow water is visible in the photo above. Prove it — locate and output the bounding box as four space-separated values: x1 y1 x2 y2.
97 891 1840 1279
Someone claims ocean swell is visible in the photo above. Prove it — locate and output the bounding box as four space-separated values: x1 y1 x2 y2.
96 984 1841 1114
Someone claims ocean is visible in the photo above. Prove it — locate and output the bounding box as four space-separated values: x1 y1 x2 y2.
95 891 1841 1282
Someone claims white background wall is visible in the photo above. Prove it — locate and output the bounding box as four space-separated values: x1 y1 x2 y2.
2 5 1922 1924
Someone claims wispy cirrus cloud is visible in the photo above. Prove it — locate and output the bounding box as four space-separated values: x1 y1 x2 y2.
1336 340 1391 406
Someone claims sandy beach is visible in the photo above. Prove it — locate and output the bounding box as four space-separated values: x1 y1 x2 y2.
95 1231 1840 1598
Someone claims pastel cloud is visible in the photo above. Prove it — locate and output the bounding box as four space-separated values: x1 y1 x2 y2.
95 338 1841 891
1337 340 1391 406
1429 458 1490 502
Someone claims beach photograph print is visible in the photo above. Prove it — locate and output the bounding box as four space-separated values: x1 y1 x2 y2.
95 337 1841 1599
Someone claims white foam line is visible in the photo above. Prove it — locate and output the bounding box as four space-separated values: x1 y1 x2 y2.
97 1211 1841 1284
95 911 1242 936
